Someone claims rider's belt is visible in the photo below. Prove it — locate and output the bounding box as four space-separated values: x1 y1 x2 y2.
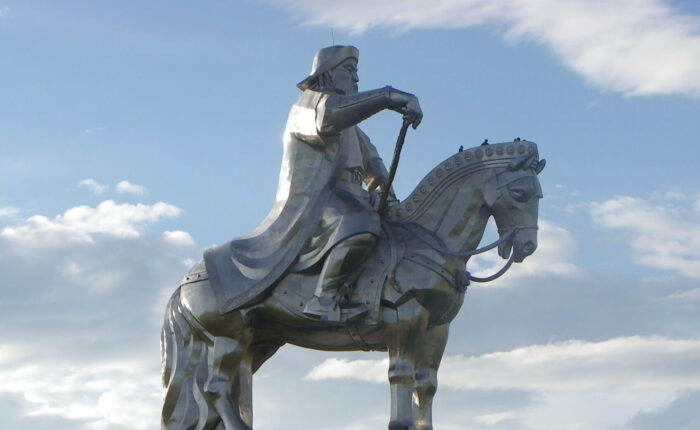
340 167 364 184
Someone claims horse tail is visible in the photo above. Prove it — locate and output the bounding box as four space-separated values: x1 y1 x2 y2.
161 288 213 429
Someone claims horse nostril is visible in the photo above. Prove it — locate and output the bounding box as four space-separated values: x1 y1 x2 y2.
522 242 536 254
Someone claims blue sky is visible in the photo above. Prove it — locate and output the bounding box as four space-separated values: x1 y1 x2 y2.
1 1 700 429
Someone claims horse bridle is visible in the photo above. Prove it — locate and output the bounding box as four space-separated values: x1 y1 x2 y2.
394 223 537 283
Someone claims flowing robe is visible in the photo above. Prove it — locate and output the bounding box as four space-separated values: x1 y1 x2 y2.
204 89 384 314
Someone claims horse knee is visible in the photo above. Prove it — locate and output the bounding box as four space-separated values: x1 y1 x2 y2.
388 361 415 386
414 370 437 398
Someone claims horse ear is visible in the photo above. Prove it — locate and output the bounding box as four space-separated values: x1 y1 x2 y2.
484 174 499 207
535 158 546 174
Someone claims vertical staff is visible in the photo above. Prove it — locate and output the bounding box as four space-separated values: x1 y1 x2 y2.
378 119 412 215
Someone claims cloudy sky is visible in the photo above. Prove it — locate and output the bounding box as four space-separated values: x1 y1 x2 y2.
1 0 699 429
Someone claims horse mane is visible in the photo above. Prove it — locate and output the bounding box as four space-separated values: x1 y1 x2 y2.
386 140 539 224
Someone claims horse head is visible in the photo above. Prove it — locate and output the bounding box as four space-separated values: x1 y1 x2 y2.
483 152 545 262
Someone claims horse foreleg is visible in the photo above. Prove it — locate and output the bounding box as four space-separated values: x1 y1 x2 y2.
386 299 428 430
203 333 252 430
412 324 449 430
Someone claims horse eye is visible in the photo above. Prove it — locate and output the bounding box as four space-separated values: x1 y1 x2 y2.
510 189 528 202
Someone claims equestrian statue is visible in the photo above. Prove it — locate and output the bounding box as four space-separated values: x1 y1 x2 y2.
161 45 545 430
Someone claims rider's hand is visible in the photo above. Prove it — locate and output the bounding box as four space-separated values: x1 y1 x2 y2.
387 88 423 129
401 96 422 129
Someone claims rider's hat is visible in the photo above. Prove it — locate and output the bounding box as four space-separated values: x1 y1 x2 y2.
297 45 359 91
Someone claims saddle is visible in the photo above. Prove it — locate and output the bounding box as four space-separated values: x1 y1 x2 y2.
181 224 463 326
271 225 406 325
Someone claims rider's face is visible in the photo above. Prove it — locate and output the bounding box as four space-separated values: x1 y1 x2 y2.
329 59 359 95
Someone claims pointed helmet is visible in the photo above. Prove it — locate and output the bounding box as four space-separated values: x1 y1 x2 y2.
297 45 359 91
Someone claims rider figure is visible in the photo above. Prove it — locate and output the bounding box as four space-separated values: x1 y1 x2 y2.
295 46 423 320
202 45 422 320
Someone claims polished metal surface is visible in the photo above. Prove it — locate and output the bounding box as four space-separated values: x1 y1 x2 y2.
162 46 544 430
203 45 422 316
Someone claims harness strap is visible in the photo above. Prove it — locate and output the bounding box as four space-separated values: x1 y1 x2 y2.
345 325 372 351
403 252 459 291
383 224 404 293
394 222 516 258
468 253 515 283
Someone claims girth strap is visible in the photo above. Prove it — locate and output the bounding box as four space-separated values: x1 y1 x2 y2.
403 252 459 291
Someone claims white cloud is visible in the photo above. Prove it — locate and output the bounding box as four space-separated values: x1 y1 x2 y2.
306 357 387 383
0 199 198 429
622 391 700 429
116 180 146 195
265 0 700 97
668 288 700 302
664 190 686 200
0 206 18 217
1 200 181 245
0 361 162 430
590 196 700 278
77 178 108 195
162 230 195 246
307 336 700 391
475 411 515 426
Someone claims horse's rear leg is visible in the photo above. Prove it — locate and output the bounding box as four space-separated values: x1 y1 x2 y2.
412 324 449 430
386 299 428 430
203 332 253 430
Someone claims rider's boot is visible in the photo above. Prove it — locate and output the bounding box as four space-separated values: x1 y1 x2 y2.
303 233 375 322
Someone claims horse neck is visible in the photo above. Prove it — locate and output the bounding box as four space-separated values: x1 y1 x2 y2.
410 169 492 255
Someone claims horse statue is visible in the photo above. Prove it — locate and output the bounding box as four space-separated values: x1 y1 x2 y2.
161 140 545 430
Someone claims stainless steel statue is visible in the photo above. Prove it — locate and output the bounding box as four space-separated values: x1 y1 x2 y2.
162 45 545 430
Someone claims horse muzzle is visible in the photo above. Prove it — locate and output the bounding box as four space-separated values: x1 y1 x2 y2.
498 228 538 263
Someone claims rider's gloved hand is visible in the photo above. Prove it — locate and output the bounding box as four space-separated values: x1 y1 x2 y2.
386 87 423 129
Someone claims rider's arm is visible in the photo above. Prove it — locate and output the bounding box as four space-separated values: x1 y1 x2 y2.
316 86 421 137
